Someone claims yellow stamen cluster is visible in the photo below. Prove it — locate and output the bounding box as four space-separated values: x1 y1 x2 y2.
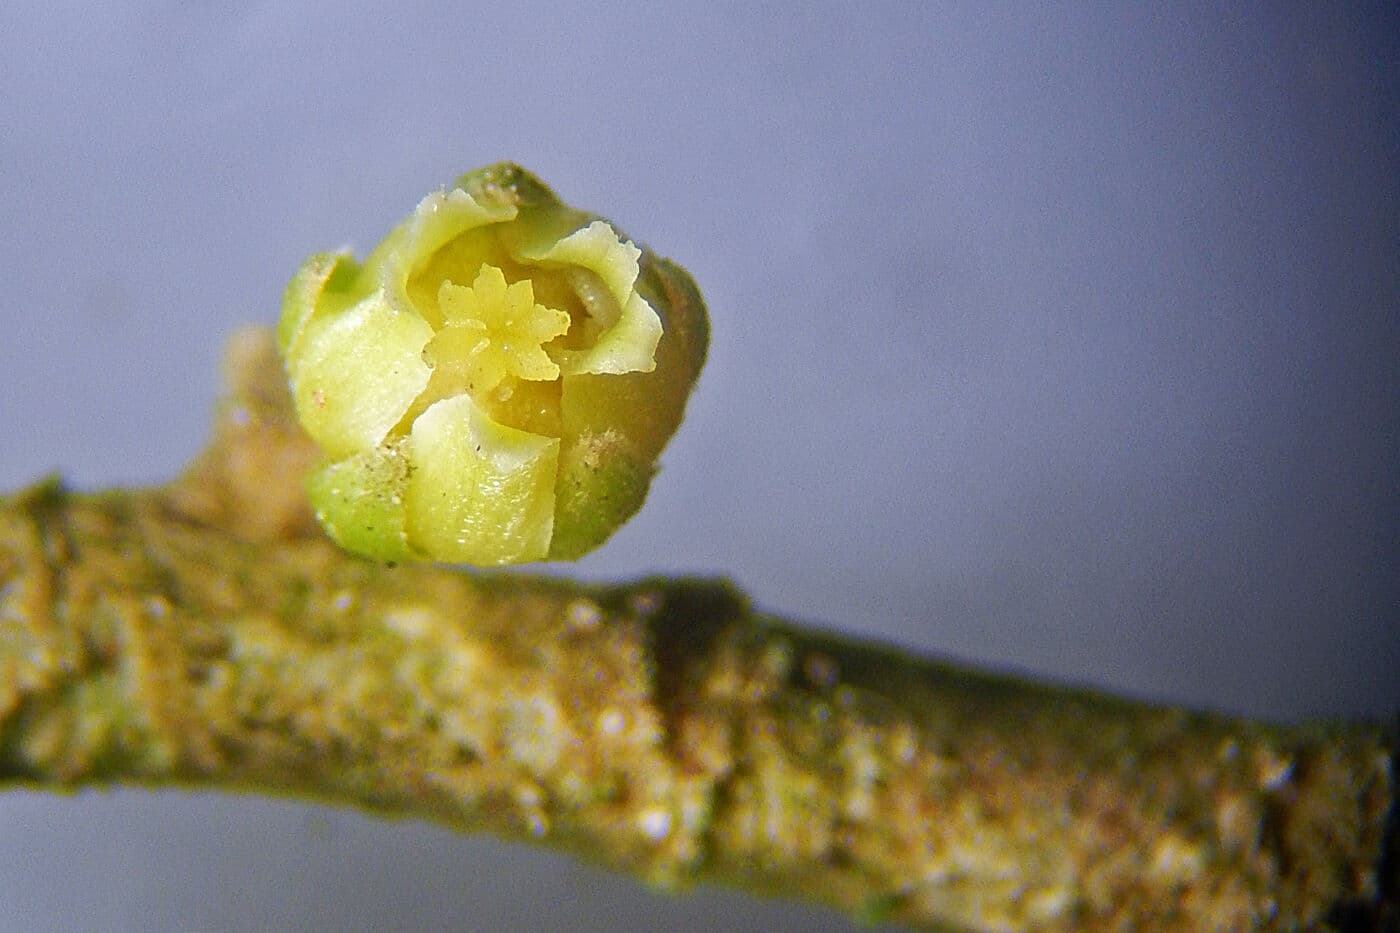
428 264 571 396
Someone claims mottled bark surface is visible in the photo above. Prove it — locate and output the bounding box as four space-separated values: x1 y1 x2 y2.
1 329 1395 931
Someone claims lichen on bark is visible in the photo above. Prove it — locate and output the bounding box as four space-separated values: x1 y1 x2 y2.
0 329 1395 931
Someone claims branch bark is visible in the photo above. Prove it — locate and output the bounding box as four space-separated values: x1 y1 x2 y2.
1 329 1395 931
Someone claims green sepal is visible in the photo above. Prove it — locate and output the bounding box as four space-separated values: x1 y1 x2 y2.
305 445 414 562
548 429 653 559
546 254 708 557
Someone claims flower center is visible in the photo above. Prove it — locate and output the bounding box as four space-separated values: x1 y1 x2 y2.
424 263 572 397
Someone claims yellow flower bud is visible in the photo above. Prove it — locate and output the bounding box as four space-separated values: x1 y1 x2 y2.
279 164 708 564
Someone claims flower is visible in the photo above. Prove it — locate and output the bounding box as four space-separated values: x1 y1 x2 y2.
277 164 707 564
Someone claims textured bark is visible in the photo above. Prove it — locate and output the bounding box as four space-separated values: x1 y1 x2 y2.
1 329 1395 931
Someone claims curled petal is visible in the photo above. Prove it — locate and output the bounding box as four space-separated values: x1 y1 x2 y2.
278 251 359 358
523 221 662 376
288 291 433 458
379 187 517 329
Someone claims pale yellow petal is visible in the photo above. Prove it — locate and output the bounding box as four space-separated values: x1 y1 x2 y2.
290 290 433 458
522 222 661 376
405 394 559 564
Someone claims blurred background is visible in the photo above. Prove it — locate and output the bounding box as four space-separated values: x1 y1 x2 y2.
1 3 1396 931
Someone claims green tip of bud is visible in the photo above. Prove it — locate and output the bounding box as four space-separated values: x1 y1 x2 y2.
279 163 708 565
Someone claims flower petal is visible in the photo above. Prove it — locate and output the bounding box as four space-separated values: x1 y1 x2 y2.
532 221 639 301
521 221 661 376
405 394 560 564
277 250 360 358
289 290 433 458
379 186 517 329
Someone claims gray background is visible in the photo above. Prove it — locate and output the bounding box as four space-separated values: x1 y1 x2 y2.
2 3 1396 931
